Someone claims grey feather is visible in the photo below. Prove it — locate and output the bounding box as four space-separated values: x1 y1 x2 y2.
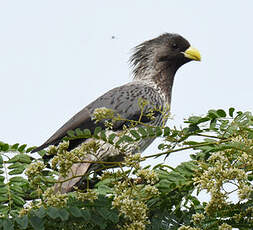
32 82 163 153
32 33 200 193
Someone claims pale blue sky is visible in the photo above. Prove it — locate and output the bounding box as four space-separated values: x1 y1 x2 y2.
1 1 253 169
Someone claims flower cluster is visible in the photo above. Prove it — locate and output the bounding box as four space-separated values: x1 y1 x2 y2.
112 181 150 230
75 189 98 202
92 107 115 123
25 161 45 178
144 184 160 196
238 184 252 200
178 226 200 230
193 147 252 215
51 140 99 177
110 153 161 229
19 201 43 216
51 141 70 172
188 130 253 228
136 168 159 185
218 223 232 230
192 213 205 224
43 187 68 208
123 153 142 169
77 140 100 156
25 161 46 191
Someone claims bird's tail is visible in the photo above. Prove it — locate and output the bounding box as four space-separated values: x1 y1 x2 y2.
54 162 91 193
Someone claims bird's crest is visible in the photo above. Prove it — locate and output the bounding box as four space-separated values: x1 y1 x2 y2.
129 33 175 79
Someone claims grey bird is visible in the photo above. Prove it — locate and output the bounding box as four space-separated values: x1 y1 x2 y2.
32 33 201 193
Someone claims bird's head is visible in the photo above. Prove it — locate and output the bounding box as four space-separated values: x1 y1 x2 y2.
130 33 201 81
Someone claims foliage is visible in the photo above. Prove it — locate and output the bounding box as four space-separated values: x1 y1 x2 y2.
0 108 252 229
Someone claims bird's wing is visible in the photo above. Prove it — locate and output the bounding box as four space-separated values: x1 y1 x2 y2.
32 82 163 153
31 107 94 152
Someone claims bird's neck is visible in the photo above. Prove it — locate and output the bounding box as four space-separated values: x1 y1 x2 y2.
133 66 176 105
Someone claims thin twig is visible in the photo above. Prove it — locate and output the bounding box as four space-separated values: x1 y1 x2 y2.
144 139 230 159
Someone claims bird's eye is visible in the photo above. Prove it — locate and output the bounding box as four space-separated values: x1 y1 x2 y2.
172 43 178 49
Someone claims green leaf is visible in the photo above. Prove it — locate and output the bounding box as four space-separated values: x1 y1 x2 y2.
9 168 25 175
120 135 133 143
18 154 32 163
97 184 112 195
138 127 147 137
0 205 9 213
75 128 83 136
188 124 200 133
0 187 8 194
184 141 201 146
130 130 140 140
156 170 171 180
229 107 235 117
29 191 40 199
100 130 107 142
155 127 162 136
7 155 20 163
12 194 25 206
10 177 28 183
94 127 102 137
91 209 106 229
158 143 165 150
147 127 155 136
107 210 119 223
189 196 200 206
69 206 82 217
83 129 91 138
3 219 14 230
0 156 3 164
108 133 116 144
8 162 24 169
81 209 91 221
220 120 229 131
35 207 46 218
198 117 210 124
97 207 112 220
47 207 59 219
187 116 201 123
15 216 28 229
29 215 44 230
163 127 170 136
67 130 75 137
37 150 47 157
11 143 19 150
18 144 27 152
187 116 210 125
166 173 186 183
0 195 8 203
208 110 219 119
10 185 24 194
26 146 36 153
58 208 69 221
1 143 9 151
209 118 217 130
217 109 226 117
95 178 115 187
248 131 253 139
156 179 173 192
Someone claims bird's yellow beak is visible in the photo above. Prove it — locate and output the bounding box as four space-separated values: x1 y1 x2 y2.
183 46 201 61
